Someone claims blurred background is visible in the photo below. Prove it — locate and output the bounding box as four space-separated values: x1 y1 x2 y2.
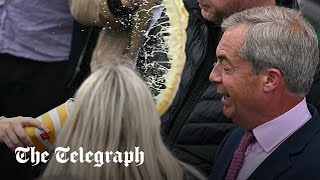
298 0 320 41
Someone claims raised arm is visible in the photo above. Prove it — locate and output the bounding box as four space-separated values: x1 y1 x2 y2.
69 0 146 27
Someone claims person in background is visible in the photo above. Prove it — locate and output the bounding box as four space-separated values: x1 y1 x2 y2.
0 0 99 179
41 59 205 180
209 6 320 179
0 0 72 118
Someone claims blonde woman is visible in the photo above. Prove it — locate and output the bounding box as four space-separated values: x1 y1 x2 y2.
41 61 205 180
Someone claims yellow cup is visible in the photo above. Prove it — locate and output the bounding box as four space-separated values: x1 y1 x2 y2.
24 98 74 152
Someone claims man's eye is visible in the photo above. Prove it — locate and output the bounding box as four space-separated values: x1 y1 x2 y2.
223 67 230 72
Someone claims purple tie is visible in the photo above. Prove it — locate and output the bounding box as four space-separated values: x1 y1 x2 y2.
225 130 254 180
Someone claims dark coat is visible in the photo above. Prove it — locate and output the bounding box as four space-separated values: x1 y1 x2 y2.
159 0 235 176
209 104 320 180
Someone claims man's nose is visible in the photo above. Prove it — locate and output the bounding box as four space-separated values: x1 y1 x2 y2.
209 62 222 84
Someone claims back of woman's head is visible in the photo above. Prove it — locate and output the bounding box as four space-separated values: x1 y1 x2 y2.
71 61 161 152
42 60 204 180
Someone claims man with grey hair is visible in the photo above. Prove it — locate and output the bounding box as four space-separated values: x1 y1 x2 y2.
209 6 320 180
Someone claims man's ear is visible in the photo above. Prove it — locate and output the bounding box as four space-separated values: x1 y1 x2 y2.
262 68 282 92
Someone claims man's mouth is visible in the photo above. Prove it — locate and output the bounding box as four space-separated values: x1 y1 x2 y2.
217 92 231 101
223 93 230 100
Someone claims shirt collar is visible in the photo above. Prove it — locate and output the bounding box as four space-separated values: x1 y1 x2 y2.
252 98 311 153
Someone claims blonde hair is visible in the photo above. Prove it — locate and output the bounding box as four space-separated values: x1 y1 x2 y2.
42 60 204 180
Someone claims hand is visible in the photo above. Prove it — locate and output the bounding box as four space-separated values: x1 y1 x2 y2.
0 117 49 151
121 0 146 9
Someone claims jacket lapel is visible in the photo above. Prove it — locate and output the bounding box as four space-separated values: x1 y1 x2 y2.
249 104 320 179
210 128 245 180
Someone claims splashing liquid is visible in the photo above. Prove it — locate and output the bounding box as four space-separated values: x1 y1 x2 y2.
136 0 189 115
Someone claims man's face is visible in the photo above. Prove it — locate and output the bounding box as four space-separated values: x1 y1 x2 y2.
198 0 242 23
209 24 265 129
